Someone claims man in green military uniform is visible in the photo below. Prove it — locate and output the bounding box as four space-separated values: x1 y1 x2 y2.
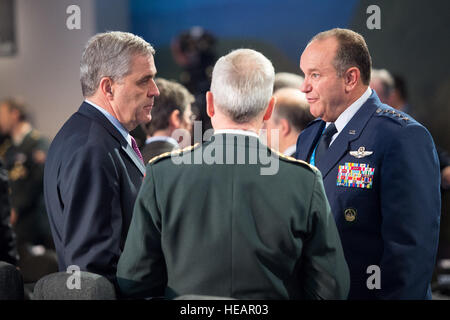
117 49 350 299
0 98 53 250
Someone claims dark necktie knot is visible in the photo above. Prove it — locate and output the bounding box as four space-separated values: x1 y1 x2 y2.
314 123 337 165
323 123 337 143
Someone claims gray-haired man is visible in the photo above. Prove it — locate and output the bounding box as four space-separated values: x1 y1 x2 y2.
44 31 159 283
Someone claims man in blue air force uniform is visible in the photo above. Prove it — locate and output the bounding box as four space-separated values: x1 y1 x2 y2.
295 28 440 299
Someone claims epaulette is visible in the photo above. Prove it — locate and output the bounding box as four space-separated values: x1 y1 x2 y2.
148 142 201 165
30 130 41 140
375 106 411 124
271 148 318 173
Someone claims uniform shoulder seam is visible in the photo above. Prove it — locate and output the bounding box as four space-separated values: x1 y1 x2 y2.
148 142 201 165
271 149 318 173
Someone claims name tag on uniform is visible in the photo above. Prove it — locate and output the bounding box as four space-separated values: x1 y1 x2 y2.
337 162 375 189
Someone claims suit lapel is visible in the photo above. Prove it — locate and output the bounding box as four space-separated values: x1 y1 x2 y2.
317 92 380 178
296 119 325 161
78 102 146 175
122 143 146 175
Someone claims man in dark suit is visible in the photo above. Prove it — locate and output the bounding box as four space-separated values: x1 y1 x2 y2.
141 78 195 163
117 49 350 300
44 31 159 283
0 159 19 266
295 28 441 299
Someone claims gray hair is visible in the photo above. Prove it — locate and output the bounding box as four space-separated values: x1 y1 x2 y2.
274 72 304 93
310 28 372 85
210 49 275 123
371 68 394 88
80 31 155 97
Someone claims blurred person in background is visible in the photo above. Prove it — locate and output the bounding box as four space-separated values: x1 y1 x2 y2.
0 158 19 266
142 78 195 163
273 72 304 93
171 26 217 136
370 68 394 104
0 98 52 250
263 87 314 156
388 74 412 114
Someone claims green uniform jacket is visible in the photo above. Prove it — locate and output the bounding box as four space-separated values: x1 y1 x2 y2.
117 133 349 299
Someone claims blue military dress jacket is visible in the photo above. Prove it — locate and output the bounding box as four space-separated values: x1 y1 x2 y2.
295 91 441 299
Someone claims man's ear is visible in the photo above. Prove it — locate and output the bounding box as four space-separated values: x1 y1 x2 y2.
99 77 114 100
169 109 182 129
263 96 276 121
206 91 215 118
344 67 360 92
279 118 291 136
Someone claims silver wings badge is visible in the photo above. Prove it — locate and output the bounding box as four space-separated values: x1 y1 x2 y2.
350 146 373 159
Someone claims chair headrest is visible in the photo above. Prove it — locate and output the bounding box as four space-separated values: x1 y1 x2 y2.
33 271 116 300
0 261 24 300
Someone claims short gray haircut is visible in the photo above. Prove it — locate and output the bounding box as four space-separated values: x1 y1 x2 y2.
274 72 304 93
371 68 394 88
80 31 155 97
210 49 275 123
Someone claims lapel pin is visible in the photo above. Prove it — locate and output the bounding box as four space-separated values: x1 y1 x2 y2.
348 130 356 135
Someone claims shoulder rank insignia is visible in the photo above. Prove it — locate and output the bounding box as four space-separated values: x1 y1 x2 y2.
271 148 318 173
349 146 373 159
148 143 200 164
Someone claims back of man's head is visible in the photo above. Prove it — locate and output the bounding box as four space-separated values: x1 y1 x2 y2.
273 88 314 133
80 31 155 97
210 49 275 123
273 73 304 93
145 78 194 136
370 68 394 103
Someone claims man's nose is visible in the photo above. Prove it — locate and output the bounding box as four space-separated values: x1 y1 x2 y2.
300 79 310 93
149 80 160 97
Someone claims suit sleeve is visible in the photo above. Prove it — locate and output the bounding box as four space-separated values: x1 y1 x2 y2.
116 164 167 299
59 145 123 282
300 170 350 299
377 123 440 299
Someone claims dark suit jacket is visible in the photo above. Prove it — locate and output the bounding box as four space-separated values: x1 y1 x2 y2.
117 133 350 299
44 102 146 283
141 140 177 163
295 91 441 299
0 160 19 265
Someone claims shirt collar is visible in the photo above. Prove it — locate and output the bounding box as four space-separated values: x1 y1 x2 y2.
213 129 259 139
84 99 131 145
328 87 372 144
283 144 297 157
145 136 179 148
